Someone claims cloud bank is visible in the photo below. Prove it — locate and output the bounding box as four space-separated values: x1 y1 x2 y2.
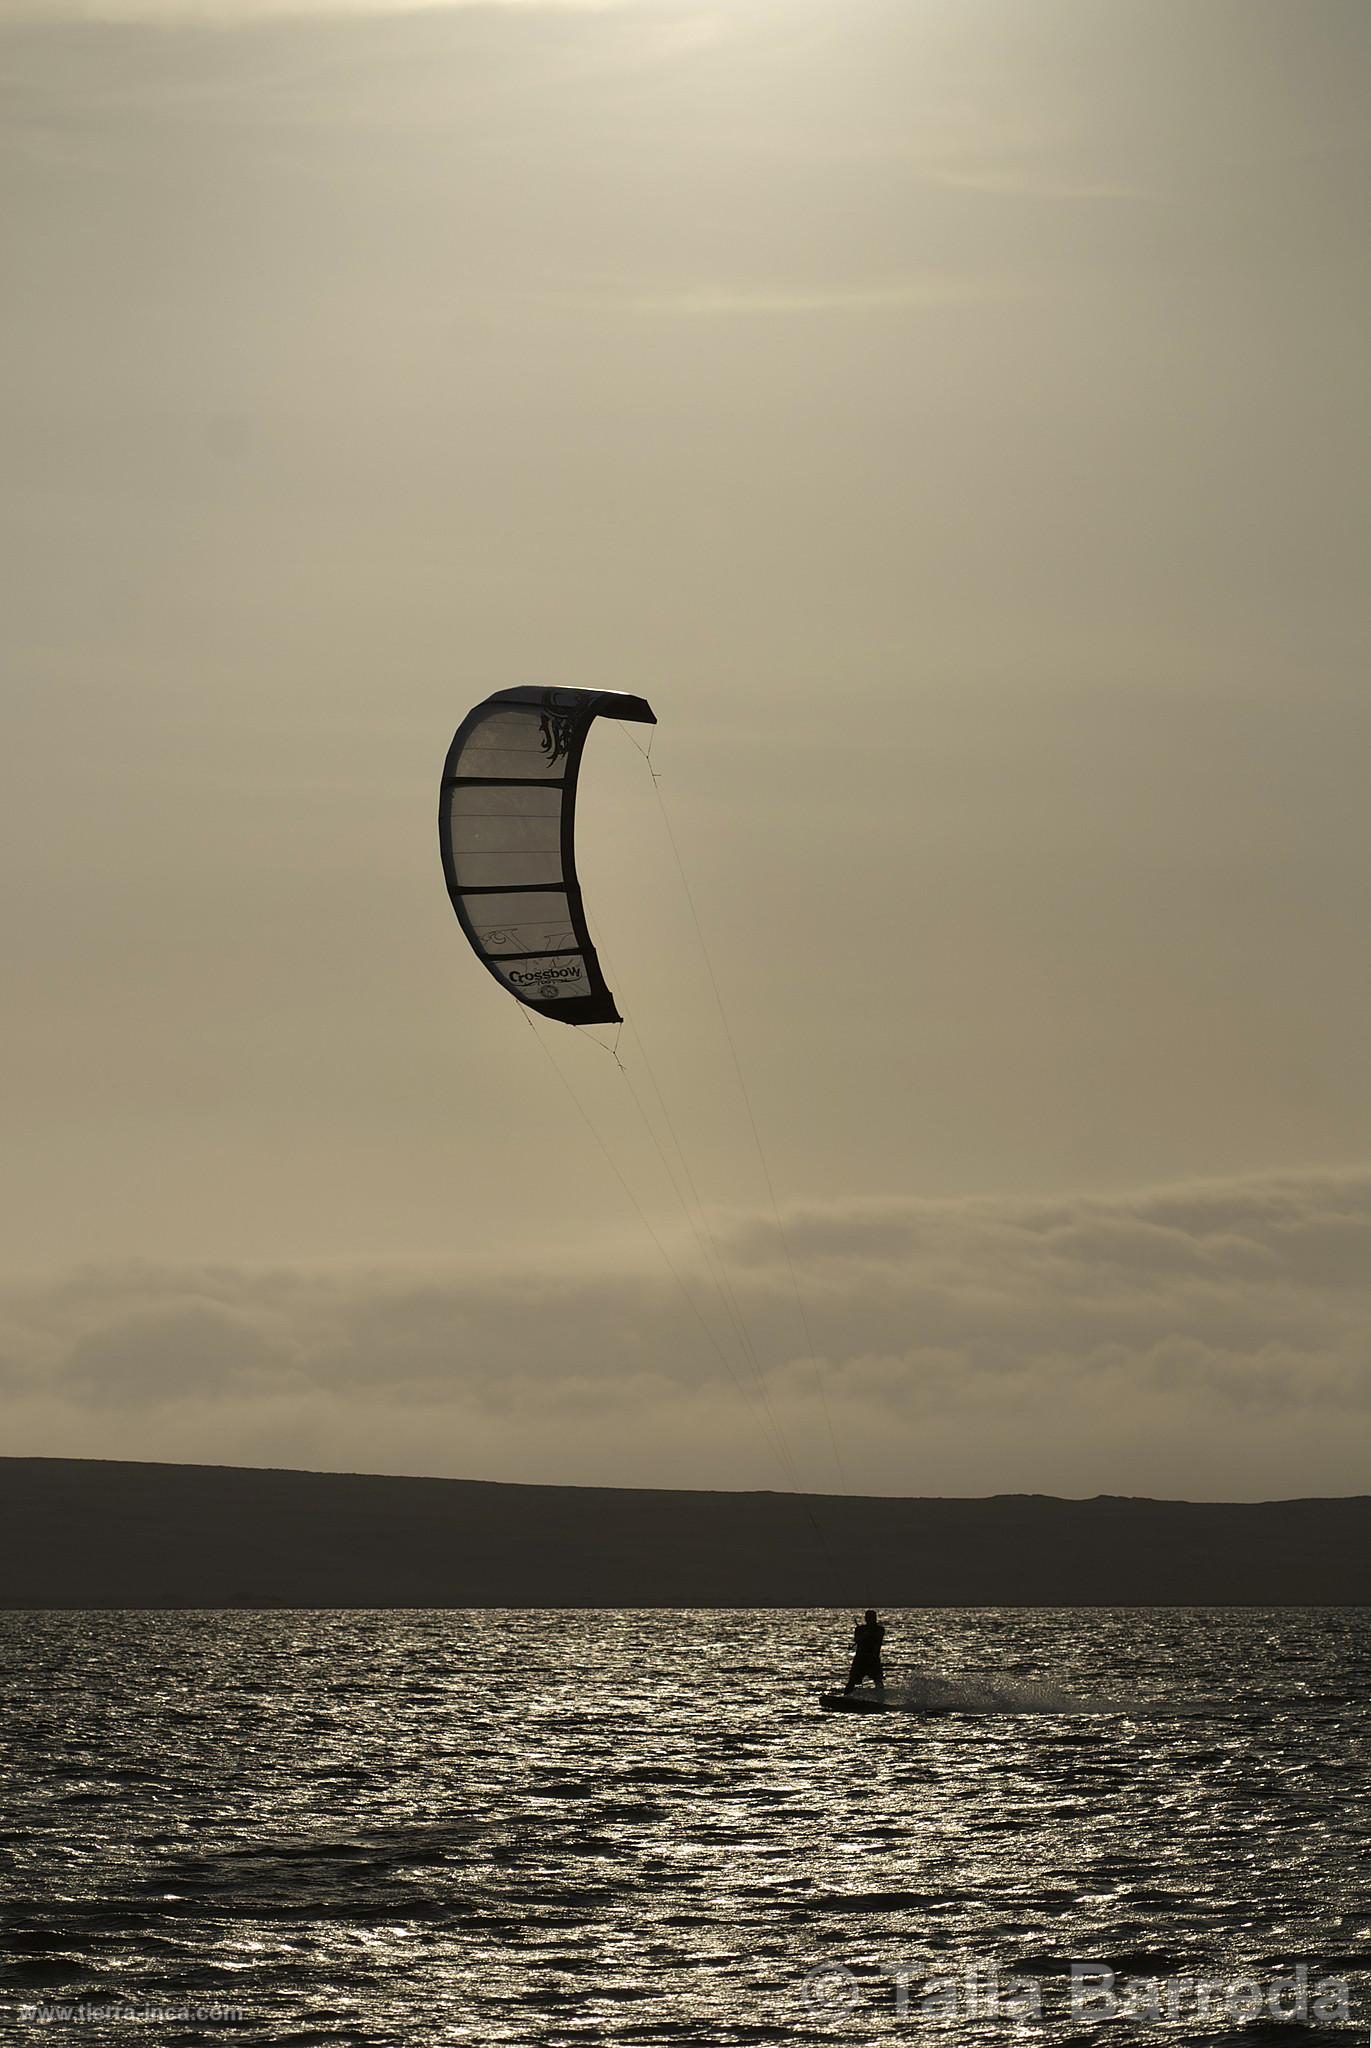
5 1166 1369 1498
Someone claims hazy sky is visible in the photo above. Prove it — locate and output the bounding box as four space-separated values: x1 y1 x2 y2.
3 0 1368 1496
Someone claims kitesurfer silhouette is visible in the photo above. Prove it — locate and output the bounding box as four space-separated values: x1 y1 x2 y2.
844 1609 886 1692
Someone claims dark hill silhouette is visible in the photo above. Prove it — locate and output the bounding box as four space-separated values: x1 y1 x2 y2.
2 1458 1368 1606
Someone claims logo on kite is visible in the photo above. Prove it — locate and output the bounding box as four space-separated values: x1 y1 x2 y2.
509 962 584 988
538 691 583 770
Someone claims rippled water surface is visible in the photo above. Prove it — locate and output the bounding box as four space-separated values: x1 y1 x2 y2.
3 1608 1370 2044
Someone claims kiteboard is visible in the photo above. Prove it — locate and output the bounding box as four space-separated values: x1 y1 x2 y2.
819 1689 892 1713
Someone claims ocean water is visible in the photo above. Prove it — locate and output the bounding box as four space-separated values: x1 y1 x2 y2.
2 1608 1369 2045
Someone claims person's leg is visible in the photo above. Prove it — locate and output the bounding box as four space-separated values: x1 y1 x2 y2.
844 1653 863 1692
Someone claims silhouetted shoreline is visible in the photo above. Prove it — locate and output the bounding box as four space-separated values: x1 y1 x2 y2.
3 1458 1368 1606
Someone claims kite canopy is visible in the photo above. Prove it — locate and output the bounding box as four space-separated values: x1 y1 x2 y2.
439 686 656 1025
